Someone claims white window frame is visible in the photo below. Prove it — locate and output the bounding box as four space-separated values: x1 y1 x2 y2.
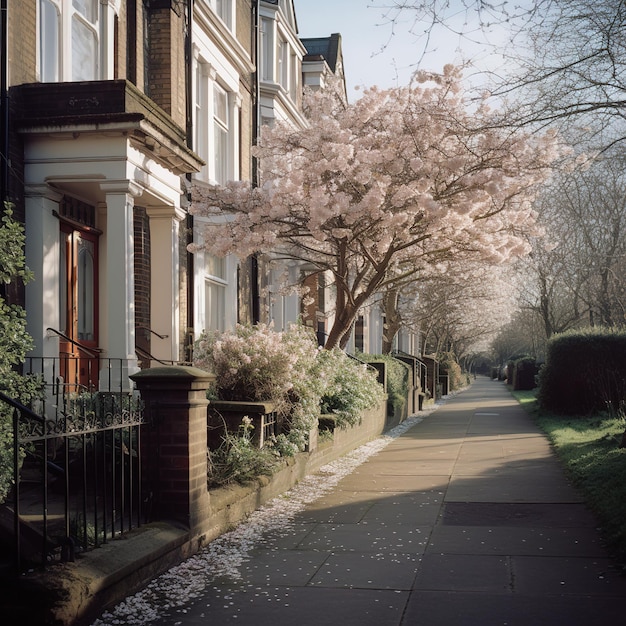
209 0 234 30
260 17 274 82
213 83 230 185
192 56 240 186
38 0 103 82
278 38 289 90
205 254 227 332
194 62 210 181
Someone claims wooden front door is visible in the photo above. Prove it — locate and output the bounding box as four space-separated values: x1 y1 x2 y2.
59 224 99 392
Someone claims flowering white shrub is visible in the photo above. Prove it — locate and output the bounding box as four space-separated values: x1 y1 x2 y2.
319 349 386 428
193 323 386 469
194 323 318 407
194 323 322 454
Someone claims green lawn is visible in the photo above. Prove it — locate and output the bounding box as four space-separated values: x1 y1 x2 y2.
510 388 626 570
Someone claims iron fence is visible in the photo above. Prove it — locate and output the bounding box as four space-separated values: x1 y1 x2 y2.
2 357 144 573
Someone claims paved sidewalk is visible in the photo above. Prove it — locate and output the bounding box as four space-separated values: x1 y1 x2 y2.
115 378 626 625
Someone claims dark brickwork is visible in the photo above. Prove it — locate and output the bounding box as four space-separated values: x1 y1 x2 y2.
146 2 186 128
134 207 151 359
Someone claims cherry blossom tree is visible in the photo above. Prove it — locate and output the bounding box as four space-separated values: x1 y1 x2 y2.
190 66 561 349
397 258 520 358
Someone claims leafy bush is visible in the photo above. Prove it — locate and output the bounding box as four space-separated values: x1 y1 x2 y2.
195 323 322 454
207 416 278 486
194 323 319 407
0 204 41 503
538 328 626 415
511 356 537 391
358 353 408 417
319 350 385 428
194 324 385 471
438 352 465 391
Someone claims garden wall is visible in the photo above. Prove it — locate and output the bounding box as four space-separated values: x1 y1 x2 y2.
200 400 387 545
132 365 389 545
32 369 392 626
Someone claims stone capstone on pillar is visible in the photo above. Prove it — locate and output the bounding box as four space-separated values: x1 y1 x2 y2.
130 365 215 533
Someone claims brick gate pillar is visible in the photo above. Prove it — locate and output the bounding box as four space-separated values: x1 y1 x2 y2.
130 366 215 533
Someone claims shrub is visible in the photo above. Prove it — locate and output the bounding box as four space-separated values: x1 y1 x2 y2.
511 356 537 391
438 352 465 391
194 323 322 454
207 416 279 486
319 350 386 429
538 328 626 415
358 353 408 417
0 204 41 504
194 324 385 473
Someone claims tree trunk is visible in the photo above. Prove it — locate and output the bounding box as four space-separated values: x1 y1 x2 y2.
381 288 401 354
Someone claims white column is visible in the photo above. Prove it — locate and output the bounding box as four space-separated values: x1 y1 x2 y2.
100 0 118 80
146 205 186 362
24 184 63 357
100 181 141 388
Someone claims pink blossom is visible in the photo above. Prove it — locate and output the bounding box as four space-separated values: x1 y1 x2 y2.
190 67 565 349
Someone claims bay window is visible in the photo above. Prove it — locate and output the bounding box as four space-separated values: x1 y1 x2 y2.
38 0 101 82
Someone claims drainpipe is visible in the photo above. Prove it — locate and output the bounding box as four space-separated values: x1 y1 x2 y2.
184 0 195 361
1 0 8 206
251 0 261 324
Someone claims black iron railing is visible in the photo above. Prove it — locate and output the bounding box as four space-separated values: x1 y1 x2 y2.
2 357 144 573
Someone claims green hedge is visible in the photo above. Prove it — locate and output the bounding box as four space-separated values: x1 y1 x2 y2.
358 353 409 417
437 352 465 391
511 357 537 391
538 328 626 415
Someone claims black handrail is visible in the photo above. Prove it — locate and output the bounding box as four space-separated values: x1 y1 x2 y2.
136 326 169 340
135 345 192 367
0 389 44 423
45 327 102 359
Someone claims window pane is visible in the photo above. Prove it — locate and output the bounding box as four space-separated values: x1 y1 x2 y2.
214 124 228 184
206 254 225 279
72 16 98 80
279 40 288 89
260 18 272 82
209 0 231 28
73 0 97 23
213 84 228 124
195 66 209 179
213 85 229 184
205 280 225 332
40 0 60 82
77 238 95 341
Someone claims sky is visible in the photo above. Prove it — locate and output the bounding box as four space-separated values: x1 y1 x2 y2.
293 0 511 99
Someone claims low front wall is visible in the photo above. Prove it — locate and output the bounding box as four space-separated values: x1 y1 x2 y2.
41 371 390 625
198 399 387 544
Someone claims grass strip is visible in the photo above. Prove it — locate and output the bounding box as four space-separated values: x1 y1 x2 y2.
511 388 626 570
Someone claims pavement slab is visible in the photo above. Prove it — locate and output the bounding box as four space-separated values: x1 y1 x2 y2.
96 377 626 626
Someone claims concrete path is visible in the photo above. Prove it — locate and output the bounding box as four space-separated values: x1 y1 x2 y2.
136 377 626 625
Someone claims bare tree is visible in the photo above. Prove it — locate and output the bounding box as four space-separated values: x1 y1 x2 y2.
516 151 626 350
377 1 626 149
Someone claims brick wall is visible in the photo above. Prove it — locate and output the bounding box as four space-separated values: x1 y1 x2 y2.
134 207 151 359
6 1 37 221
8 0 37 85
146 2 187 128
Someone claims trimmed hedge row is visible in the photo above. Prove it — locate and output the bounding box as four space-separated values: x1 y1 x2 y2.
538 328 626 416
510 356 538 391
